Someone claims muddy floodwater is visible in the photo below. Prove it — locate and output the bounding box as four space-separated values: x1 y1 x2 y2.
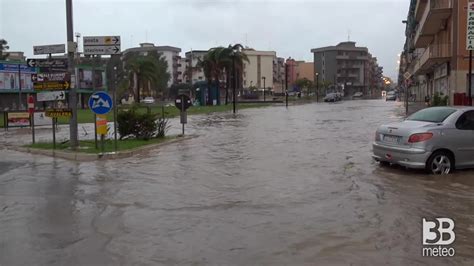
1 100 473 265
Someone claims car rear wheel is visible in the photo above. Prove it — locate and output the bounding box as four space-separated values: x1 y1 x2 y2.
426 151 453 175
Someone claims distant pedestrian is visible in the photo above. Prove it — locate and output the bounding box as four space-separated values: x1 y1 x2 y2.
425 95 430 106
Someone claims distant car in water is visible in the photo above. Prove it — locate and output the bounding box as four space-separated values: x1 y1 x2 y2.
353 92 363 99
386 91 397 101
373 106 474 174
324 93 340 102
141 97 155 104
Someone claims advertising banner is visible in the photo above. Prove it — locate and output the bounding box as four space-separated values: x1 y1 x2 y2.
7 112 30 127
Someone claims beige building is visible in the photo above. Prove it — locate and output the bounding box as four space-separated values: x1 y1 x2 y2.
295 61 315 81
184 50 207 84
242 49 276 91
401 0 472 104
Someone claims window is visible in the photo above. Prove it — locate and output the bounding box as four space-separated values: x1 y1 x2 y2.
456 111 474 130
407 107 457 123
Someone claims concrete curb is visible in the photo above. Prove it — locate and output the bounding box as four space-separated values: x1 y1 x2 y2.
7 135 194 162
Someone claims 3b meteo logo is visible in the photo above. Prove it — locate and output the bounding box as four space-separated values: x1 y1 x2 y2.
422 218 455 257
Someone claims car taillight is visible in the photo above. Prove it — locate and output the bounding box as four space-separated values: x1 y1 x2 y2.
408 132 433 143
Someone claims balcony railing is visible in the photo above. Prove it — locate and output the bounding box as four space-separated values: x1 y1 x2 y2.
418 0 452 34
411 43 450 75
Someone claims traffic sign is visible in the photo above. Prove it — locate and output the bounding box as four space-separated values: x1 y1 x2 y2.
175 94 192 111
31 73 70 83
27 58 68 69
83 36 120 46
83 35 121 55
83 45 120 55
467 2 474 50
33 81 70 91
37 91 66 102
404 72 411 80
89 91 113 115
45 108 72 118
28 95 35 115
33 44 65 55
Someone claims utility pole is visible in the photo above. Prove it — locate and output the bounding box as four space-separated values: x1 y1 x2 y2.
232 55 236 113
469 50 472 106
18 64 22 109
285 63 288 108
262 76 266 102
315 72 319 102
66 0 78 148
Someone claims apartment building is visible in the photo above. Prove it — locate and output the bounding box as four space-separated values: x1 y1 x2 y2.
400 0 471 103
311 41 382 95
295 61 315 81
286 58 297 89
123 43 182 88
184 50 207 84
273 57 286 93
242 49 276 91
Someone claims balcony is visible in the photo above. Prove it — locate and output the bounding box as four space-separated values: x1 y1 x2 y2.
414 0 452 48
411 43 450 75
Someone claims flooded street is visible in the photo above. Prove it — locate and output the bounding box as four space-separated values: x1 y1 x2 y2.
1 100 473 265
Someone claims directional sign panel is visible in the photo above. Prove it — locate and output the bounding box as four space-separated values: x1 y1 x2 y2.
83 45 120 55
31 73 70 83
45 108 72 118
37 91 66 102
83 36 120 46
27 58 68 69
33 44 65 55
89 91 113 114
34 81 70 91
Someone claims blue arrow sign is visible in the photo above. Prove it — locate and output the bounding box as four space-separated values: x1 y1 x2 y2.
88 91 113 115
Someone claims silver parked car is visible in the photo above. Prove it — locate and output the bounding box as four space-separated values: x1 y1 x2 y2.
373 106 474 174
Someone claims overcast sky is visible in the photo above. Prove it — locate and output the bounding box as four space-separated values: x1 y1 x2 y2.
1 0 408 80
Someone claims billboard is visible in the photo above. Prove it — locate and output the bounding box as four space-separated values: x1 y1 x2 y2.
7 112 30 127
0 63 36 90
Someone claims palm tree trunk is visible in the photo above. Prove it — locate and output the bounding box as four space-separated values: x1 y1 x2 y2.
136 76 141 103
225 70 229 105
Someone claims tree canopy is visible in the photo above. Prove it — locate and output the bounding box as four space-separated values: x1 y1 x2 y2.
0 39 10 60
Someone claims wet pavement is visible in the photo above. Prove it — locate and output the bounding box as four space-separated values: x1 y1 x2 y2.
1 100 473 265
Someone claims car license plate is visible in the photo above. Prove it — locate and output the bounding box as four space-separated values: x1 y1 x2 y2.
383 135 400 144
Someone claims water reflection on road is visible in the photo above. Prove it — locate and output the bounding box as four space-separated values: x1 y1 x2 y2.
1 100 473 265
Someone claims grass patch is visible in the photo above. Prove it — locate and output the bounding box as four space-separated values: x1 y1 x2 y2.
26 136 176 154
1 103 272 128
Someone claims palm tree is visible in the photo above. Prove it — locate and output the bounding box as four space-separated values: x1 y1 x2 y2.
0 39 10 60
225 44 249 104
124 55 158 102
197 47 224 105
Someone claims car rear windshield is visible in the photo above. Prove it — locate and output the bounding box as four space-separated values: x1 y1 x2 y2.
407 108 457 123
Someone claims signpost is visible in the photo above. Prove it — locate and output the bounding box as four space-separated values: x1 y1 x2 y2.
175 94 192 135
28 95 35 144
467 2 474 105
45 108 72 118
37 91 66 102
83 36 121 55
89 91 113 153
31 73 70 83
27 59 68 70
33 44 65 55
33 81 70 91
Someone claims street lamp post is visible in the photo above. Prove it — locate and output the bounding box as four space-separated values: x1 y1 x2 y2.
315 72 319 102
262 76 266 102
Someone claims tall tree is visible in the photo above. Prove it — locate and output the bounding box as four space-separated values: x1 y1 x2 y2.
123 51 170 102
225 44 248 104
0 39 10 60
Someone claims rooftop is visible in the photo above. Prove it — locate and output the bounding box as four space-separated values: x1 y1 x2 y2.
311 41 369 53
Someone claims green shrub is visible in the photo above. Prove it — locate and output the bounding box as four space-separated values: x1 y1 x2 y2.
432 92 449 106
117 109 169 140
